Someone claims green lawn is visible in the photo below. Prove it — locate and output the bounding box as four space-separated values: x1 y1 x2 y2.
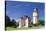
6 27 32 30
6 26 44 31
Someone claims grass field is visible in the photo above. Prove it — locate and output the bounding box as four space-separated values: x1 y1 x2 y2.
6 26 44 31
6 27 32 31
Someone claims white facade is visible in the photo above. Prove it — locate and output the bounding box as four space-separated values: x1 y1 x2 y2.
33 8 39 24
18 17 29 28
25 18 28 27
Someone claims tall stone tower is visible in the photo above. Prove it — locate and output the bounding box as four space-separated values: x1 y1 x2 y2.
33 8 39 25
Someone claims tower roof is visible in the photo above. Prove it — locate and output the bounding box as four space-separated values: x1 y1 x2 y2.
33 8 39 13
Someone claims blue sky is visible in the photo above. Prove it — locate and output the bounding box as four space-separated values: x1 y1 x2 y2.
6 1 45 20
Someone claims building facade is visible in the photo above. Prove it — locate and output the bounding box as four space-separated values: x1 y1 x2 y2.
18 16 31 28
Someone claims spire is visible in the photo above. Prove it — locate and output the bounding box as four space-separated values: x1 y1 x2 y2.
34 8 38 13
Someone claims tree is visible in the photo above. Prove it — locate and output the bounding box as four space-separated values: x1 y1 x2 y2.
5 15 11 27
5 15 18 28
38 20 45 26
11 19 16 26
11 19 17 28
